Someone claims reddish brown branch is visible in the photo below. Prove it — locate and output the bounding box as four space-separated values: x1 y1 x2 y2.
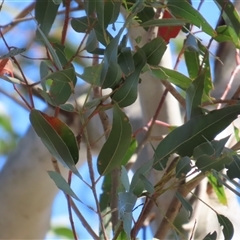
61 0 71 45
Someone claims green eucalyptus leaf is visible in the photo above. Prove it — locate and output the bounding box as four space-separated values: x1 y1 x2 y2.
79 64 103 86
97 105 132 175
93 23 113 47
154 105 240 170
141 37 167 65
52 43 68 67
71 17 112 46
119 34 128 50
96 0 104 29
36 25 62 70
184 35 200 80
150 66 192 90
116 230 128 240
167 0 216 37
101 0 145 88
202 231 217 240
29 110 81 178
126 0 154 30
104 0 121 26
234 125 240 142
214 0 240 37
48 171 80 201
59 103 75 112
226 154 240 180
121 166 130 192
139 174 155 194
215 25 240 48
118 192 137 239
40 61 51 80
0 75 23 85
208 172 227 205
99 174 111 211
112 48 146 107
197 41 213 100
84 0 96 16
42 67 76 106
52 0 61 4
193 136 230 160
186 73 205 120
35 0 60 36
121 138 138 166
211 136 230 158
175 191 192 219
51 227 74 239
140 18 187 28
71 16 94 33
193 141 215 159
217 214 234 240
135 36 142 44
84 97 107 110
196 154 232 173
176 156 192 178
130 159 154 196
101 34 124 88
102 63 122 89
118 47 135 76
0 48 26 59
85 30 98 53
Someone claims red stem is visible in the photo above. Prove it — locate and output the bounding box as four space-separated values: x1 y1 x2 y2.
61 0 71 45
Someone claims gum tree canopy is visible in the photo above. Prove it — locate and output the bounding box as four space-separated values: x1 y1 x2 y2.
1 0 240 239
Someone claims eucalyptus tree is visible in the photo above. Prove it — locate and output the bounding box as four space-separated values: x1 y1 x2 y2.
0 0 240 239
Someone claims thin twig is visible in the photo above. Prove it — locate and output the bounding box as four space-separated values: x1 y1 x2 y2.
0 3 81 36
230 85 240 101
79 76 108 237
0 30 34 108
92 49 117 234
52 157 99 239
51 158 76 240
161 80 186 108
131 164 177 238
70 198 100 240
202 98 239 107
0 87 29 111
154 173 205 239
0 2 35 36
65 32 89 68
61 0 71 45
217 49 240 109
94 87 119 230
85 130 108 240
13 85 32 110
131 196 155 238
67 171 78 240
197 0 204 11
112 222 123 240
128 88 169 172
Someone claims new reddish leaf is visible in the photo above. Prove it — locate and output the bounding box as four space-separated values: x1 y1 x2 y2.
0 59 13 77
30 110 80 178
157 10 182 44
